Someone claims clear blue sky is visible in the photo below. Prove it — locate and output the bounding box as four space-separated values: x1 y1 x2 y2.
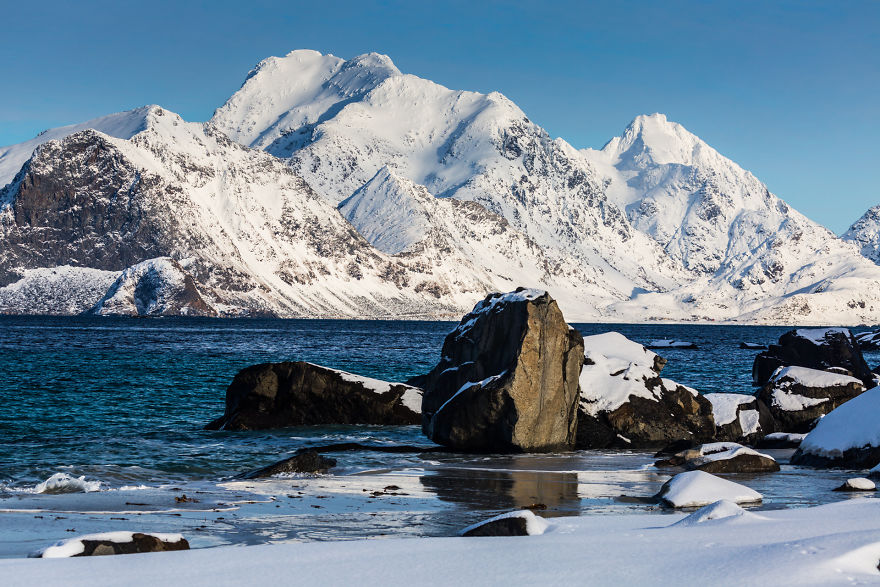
1 0 877 233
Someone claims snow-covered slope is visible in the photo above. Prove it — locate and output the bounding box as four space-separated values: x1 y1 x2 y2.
0 107 153 189
843 205 880 263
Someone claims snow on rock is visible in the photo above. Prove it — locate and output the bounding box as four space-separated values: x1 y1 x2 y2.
770 365 862 390
460 510 550 537
843 204 880 264
34 531 188 558
336 369 423 414
704 393 755 426
757 432 807 449
685 442 779 473
576 332 714 449
33 473 102 494
701 393 771 443
656 470 763 508
793 385 880 468
834 478 876 492
671 499 766 527
89 258 218 316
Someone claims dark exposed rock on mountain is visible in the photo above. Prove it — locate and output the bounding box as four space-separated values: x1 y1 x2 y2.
576 333 715 449
239 450 337 479
88 257 217 316
756 366 864 433
752 328 873 387
420 289 584 452
206 362 421 430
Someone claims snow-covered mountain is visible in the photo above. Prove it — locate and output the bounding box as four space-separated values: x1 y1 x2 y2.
843 206 880 264
2 49 880 323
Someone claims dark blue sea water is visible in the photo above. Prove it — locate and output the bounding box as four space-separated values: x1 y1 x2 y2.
0 317 876 558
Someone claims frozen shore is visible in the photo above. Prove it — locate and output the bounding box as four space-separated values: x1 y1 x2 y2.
3 499 879 586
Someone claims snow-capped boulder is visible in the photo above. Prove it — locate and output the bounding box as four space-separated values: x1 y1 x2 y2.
205 362 422 430
88 257 217 316
703 393 775 443
756 366 864 433
33 532 189 558
460 510 550 537
833 478 876 492
655 470 762 508
420 289 584 452
656 442 779 473
752 328 873 387
855 330 880 351
756 432 806 449
740 342 767 350
791 385 880 468
239 450 337 479
576 332 714 449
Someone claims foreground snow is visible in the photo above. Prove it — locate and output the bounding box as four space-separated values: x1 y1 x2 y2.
3 500 879 586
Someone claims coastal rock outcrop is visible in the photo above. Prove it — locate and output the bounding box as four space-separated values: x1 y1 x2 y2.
752 328 873 387
703 393 775 444
791 385 880 468
576 332 714 449
756 366 864 433
460 510 550 537
206 362 422 430
420 289 584 452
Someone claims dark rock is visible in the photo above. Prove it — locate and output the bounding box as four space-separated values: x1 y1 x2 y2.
792 445 880 469
655 443 780 473
704 393 777 444
461 512 546 537
206 362 421 430
752 328 873 387
239 450 337 479
755 432 806 449
655 439 699 457
420 289 584 452
740 342 768 350
35 533 190 557
756 366 864 433
855 330 880 351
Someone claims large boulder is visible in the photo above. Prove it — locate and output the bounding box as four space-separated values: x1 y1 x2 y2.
206 362 422 430
655 470 763 508
756 366 864 433
239 450 337 479
576 332 715 449
791 385 880 468
752 328 873 387
420 289 584 452
703 393 775 443
460 510 549 537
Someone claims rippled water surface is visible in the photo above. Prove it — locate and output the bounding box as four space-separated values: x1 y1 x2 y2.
1 316 877 558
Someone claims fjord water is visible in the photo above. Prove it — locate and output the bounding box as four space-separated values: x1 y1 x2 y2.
0 317 876 557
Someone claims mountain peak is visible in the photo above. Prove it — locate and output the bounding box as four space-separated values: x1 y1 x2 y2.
602 113 706 167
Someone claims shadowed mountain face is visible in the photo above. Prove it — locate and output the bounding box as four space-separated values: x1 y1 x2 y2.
2 50 880 322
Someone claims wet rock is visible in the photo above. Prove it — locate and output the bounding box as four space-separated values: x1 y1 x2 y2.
740 342 768 350
756 366 864 433
206 362 422 430
655 442 779 473
420 289 584 452
576 332 714 449
239 450 337 479
752 328 873 387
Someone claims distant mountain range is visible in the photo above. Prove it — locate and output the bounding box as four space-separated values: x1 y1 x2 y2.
1 49 878 323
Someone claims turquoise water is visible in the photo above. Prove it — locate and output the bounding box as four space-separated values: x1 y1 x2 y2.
0 317 876 558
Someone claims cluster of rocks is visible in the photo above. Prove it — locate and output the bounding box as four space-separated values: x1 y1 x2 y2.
202 288 879 474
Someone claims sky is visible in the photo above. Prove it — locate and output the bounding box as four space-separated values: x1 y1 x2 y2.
0 0 877 234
